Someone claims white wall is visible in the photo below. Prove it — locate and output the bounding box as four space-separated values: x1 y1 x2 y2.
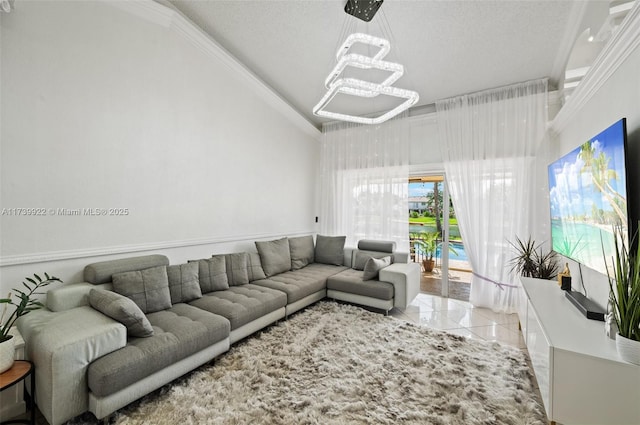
0 1 320 294
546 9 640 308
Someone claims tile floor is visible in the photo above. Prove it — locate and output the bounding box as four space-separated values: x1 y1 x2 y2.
390 292 526 349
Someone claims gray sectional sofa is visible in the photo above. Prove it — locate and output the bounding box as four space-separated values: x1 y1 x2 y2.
17 235 420 425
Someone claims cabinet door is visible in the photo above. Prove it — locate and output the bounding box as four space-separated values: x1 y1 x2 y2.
526 300 552 419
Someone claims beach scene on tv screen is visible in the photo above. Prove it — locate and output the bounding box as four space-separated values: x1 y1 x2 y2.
548 119 627 275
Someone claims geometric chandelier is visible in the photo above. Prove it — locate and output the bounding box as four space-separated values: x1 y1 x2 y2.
313 32 419 125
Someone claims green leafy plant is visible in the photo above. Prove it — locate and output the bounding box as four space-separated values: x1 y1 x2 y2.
411 231 439 261
556 235 584 259
509 236 560 279
411 231 459 261
0 273 61 343
606 226 640 341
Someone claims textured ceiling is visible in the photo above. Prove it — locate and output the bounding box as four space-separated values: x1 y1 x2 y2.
167 0 582 129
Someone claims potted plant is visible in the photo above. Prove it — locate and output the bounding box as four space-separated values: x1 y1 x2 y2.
411 231 458 273
508 236 560 279
0 273 61 373
606 227 640 365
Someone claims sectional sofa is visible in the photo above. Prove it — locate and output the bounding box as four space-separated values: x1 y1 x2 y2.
17 235 420 425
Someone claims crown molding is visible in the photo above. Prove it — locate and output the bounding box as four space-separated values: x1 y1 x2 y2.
0 230 314 267
109 0 173 27
106 0 321 140
549 0 590 87
551 2 640 134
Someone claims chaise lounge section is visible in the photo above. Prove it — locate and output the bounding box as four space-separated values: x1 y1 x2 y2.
17 235 420 425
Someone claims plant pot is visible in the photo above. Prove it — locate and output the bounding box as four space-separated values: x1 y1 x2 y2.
615 333 640 366
0 335 15 373
422 259 435 273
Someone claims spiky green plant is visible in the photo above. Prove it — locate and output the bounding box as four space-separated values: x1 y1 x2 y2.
556 235 584 259
534 249 561 280
0 273 61 342
509 236 538 277
509 236 559 279
606 227 640 341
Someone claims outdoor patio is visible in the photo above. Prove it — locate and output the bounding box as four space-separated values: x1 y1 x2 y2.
418 265 471 303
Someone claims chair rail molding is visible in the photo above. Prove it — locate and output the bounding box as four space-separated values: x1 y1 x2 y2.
551 1 640 134
0 231 315 267
105 0 321 140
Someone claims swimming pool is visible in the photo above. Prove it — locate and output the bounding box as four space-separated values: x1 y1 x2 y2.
413 241 468 262
436 241 468 262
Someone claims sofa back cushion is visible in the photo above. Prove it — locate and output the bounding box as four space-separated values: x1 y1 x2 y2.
315 235 346 266
357 240 396 253
84 255 169 284
191 257 229 293
213 253 250 286
166 263 202 303
247 252 267 281
255 237 291 277
89 288 154 337
112 265 172 314
289 235 315 270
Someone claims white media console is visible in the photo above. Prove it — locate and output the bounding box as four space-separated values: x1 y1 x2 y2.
519 277 640 425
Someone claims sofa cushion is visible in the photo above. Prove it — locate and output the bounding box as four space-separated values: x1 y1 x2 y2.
289 235 315 270
87 303 230 397
112 266 171 314
253 263 347 304
327 268 394 300
189 284 286 330
213 253 249 286
192 257 229 293
88 288 154 338
353 250 395 271
362 256 392 280
247 252 267 282
357 240 396 253
255 237 291 277
315 235 346 266
166 263 202 304
84 255 169 284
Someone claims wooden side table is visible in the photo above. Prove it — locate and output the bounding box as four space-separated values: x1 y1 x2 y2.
0 361 35 425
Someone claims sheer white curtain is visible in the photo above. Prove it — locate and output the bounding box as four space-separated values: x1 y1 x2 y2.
436 79 548 313
318 112 410 251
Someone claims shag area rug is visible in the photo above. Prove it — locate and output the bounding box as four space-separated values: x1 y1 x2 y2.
99 302 545 425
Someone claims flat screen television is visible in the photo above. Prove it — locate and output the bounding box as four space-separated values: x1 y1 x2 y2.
548 118 629 275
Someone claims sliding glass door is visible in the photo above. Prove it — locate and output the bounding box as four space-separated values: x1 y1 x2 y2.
409 175 471 301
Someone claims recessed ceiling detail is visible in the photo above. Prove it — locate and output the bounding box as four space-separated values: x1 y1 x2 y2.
168 0 580 128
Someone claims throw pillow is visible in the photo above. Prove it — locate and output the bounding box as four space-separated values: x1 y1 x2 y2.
255 237 291 277
191 257 229 293
89 288 154 338
315 235 346 266
166 262 202 304
112 265 172 314
213 253 249 286
353 250 393 271
247 252 267 281
289 235 315 270
362 256 392 281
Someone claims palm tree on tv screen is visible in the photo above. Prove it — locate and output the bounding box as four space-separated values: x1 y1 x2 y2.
579 140 626 225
